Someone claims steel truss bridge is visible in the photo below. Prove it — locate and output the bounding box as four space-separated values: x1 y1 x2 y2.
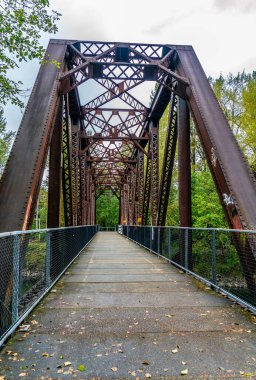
0 39 256 291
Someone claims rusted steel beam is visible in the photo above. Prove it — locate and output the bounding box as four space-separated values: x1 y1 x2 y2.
176 46 256 289
0 40 67 232
137 151 144 225
176 47 256 231
178 98 192 269
62 94 74 226
142 142 152 225
178 98 191 227
157 94 178 226
150 121 159 226
47 97 63 228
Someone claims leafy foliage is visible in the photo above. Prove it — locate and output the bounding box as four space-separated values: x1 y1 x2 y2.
0 107 15 175
96 194 119 227
0 0 61 107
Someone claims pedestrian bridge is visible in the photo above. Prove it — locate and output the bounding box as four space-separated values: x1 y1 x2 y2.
0 230 256 379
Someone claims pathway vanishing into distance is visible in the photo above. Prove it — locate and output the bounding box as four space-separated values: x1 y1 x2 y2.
0 232 256 379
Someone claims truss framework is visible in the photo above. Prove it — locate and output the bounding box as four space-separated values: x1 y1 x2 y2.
1 39 256 293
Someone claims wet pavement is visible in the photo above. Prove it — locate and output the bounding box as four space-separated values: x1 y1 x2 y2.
0 232 256 379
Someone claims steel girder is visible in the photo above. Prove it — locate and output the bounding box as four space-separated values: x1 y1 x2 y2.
0 39 256 242
157 94 178 227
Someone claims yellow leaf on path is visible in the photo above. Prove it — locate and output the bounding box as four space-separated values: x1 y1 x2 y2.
181 368 188 375
145 373 152 378
165 314 174 318
19 374 27 377
172 347 179 354
64 361 72 366
111 367 118 372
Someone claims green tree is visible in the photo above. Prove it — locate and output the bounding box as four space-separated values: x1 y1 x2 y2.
209 72 250 137
96 194 119 227
0 0 61 107
241 75 256 172
0 107 15 175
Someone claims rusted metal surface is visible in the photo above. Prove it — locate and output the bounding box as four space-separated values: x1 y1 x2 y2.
176 46 256 231
157 94 178 226
0 40 67 232
178 98 192 229
47 98 63 228
1 40 256 247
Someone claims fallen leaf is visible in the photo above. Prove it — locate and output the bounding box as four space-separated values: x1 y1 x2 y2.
181 368 188 375
142 361 150 365
42 352 49 357
64 361 72 366
182 361 187 365
59 355 64 359
165 314 174 318
111 367 118 372
145 373 152 378
19 325 30 332
131 371 136 376
242 374 254 378
19 374 27 377
172 347 179 354
164 368 168 372
77 364 86 371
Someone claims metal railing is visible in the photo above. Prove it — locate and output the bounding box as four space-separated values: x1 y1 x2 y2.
0 225 97 346
118 225 256 314
99 226 116 231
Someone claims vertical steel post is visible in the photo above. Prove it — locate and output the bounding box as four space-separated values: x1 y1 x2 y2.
48 97 63 228
211 230 217 286
45 232 51 288
158 227 160 255
150 121 159 226
178 98 192 269
184 229 188 270
168 227 171 260
12 235 20 324
150 226 153 252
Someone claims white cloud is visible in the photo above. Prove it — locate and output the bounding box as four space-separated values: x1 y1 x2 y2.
4 0 256 131
214 0 256 12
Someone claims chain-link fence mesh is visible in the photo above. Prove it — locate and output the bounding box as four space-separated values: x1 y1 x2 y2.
0 225 97 345
119 225 256 313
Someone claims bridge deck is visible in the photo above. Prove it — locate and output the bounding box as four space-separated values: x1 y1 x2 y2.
1 232 256 379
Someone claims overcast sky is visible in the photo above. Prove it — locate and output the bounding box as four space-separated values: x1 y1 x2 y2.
4 0 256 132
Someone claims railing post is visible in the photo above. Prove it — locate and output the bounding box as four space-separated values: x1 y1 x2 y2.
168 227 171 260
12 235 20 324
158 227 160 255
45 232 51 288
211 230 217 286
150 226 153 252
184 229 188 270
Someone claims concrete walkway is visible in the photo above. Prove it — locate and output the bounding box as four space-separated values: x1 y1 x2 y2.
0 232 256 379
